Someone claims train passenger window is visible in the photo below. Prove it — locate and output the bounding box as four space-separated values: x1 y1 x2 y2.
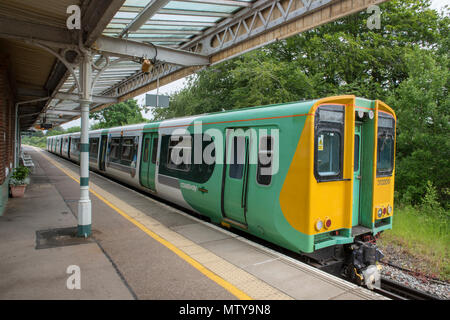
121 138 134 162
195 134 215 178
63 138 68 152
120 137 138 167
167 135 191 171
158 134 214 183
229 136 245 179
109 138 121 163
317 131 341 176
71 138 80 154
354 135 360 172
89 138 99 159
143 138 150 161
376 113 395 177
377 133 394 175
151 137 158 164
257 136 273 185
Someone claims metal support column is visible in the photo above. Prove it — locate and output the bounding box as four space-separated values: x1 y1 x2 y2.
77 53 92 237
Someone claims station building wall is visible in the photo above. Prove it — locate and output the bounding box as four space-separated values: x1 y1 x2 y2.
0 59 17 216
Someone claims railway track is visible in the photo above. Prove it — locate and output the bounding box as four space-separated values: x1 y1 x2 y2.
374 278 441 300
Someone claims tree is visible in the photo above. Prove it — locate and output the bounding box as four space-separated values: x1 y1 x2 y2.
46 126 65 136
267 0 447 100
90 99 147 129
387 49 449 207
65 126 81 133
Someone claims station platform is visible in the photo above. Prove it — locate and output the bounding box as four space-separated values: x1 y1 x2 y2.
0 146 386 300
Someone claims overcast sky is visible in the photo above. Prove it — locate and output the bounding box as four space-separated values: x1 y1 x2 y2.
431 0 450 9
61 0 449 129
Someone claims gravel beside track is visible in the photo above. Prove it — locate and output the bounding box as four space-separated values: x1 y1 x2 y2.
378 241 449 300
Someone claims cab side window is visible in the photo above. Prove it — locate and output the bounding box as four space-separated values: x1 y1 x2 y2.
377 115 395 177
257 135 273 185
314 105 345 182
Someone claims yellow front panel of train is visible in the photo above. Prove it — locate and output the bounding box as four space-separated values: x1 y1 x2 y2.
280 96 356 235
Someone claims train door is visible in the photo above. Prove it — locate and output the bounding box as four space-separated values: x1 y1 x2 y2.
222 129 250 225
352 124 362 226
67 137 71 159
139 133 158 191
99 135 107 171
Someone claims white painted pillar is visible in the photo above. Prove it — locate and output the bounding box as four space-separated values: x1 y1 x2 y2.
77 53 92 237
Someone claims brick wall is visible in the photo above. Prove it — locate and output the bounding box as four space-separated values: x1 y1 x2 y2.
0 59 16 186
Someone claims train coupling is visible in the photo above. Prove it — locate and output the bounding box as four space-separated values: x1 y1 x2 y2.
349 241 384 289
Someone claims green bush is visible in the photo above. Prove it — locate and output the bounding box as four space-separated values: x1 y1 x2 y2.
10 166 31 186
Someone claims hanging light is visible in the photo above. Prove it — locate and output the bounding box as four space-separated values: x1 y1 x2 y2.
141 59 152 73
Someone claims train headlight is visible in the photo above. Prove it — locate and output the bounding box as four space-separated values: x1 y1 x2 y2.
369 110 374 119
358 110 365 119
377 208 382 218
315 219 323 232
388 205 392 214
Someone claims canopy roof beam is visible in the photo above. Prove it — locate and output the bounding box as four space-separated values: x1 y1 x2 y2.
93 36 209 66
54 92 118 104
0 16 77 46
45 110 81 116
120 0 171 37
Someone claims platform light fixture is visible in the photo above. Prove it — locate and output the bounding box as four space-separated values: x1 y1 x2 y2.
141 59 152 73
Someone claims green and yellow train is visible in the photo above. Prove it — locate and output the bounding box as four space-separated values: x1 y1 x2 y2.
47 95 396 288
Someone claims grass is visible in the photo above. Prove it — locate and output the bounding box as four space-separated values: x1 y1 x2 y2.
380 205 450 280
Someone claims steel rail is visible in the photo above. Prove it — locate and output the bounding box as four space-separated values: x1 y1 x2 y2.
374 278 442 300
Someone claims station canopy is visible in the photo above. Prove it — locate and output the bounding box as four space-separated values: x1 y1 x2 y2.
0 0 385 129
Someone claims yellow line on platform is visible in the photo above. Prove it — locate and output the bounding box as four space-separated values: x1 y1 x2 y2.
38 149 252 300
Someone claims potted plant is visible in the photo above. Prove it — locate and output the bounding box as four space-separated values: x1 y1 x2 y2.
9 166 31 198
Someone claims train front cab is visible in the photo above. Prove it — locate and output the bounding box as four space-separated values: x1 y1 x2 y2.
280 96 396 248
280 95 396 287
